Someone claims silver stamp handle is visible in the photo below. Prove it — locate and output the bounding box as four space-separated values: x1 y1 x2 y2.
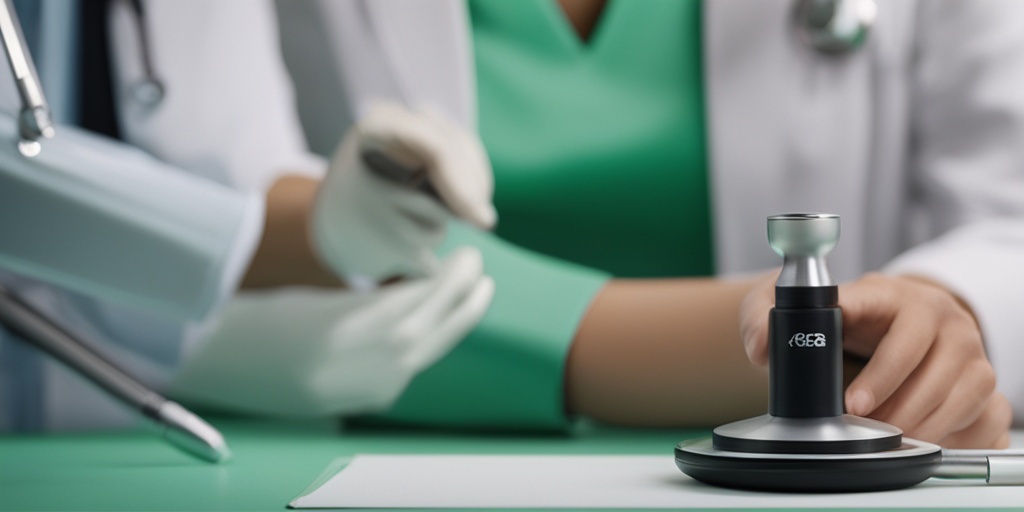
768 213 840 287
935 450 1024 485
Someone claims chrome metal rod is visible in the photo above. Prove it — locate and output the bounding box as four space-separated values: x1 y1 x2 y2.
0 0 54 154
935 450 1024 485
0 285 230 463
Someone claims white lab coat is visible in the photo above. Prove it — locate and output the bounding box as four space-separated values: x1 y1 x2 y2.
5 0 1024 429
269 0 1024 419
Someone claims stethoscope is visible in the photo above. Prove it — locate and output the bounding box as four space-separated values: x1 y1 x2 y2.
2 0 877 155
121 0 877 109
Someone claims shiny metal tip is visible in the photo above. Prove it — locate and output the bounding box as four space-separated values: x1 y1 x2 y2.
155 401 232 463
768 213 841 287
767 213 840 258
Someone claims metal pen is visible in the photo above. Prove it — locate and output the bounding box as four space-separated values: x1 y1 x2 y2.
0 286 231 463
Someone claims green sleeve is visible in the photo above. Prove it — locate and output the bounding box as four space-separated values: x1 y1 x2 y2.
368 220 610 430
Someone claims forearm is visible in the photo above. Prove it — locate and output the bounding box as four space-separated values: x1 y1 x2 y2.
566 277 768 427
241 175 343 289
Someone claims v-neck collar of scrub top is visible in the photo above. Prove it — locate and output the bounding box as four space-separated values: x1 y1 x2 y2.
539 0 623 55
468 0 714 278
473 0 633 60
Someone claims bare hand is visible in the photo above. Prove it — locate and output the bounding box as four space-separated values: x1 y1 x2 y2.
740 272 1010 448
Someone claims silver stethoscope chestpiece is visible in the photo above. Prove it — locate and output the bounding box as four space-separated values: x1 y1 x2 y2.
131 78 166 107
793 0 877 55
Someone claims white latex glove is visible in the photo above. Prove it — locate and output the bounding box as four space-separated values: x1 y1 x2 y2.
312 102 496 283
169 248 493 417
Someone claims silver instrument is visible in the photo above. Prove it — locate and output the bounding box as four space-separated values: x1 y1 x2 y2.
0 0 229 463
0 0 53 156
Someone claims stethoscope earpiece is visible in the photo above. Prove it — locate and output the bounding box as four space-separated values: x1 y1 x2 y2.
794 0 877 55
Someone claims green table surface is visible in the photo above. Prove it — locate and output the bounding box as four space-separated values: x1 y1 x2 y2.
0 417 1004 511
0 417 694 511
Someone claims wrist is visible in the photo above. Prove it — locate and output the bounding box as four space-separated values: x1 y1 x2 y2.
241 175 344 289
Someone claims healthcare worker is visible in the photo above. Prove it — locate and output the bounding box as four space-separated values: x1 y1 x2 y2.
0 0 494 430
101 0 1021 449
270 0 1020 448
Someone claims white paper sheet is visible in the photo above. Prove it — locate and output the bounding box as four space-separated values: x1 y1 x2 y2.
289 454 1024 509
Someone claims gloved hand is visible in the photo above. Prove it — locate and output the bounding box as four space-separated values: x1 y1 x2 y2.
169 248 494 417
312 102 496 284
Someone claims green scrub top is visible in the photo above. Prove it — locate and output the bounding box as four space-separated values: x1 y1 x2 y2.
371 0 711 430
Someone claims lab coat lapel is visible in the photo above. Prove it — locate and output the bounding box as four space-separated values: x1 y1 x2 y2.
362 0 476 128
704 0 872 278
